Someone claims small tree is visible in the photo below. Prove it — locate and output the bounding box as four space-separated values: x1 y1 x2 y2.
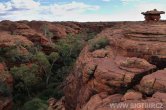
47 31 54 44
41 24 49 37
48 52 59 63
55 34 84 65
41 24 54 43
34 52 52 85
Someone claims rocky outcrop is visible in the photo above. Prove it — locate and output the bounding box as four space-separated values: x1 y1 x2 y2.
12 23 49 45
47 97 65 110
27 21 82 40
64 47 156 110
64 22 166 110
100 23 166 61
0 32 33 47
47 23 67 40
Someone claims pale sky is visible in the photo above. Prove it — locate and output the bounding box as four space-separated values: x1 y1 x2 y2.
0 0 166 22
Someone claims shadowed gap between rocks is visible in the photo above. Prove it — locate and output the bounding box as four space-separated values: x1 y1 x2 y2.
150 56 166 70
129 68 157 89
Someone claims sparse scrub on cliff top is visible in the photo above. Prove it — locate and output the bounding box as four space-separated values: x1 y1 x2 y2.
88 37 109 52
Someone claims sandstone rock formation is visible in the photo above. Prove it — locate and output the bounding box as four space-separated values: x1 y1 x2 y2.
12 22 49 45
27 21 81 40
0 32 33 48
64 22 166 110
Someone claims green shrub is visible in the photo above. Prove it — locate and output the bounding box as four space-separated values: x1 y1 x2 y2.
11 64 40 87
11 63 43 110
4 46 33 63
37 88 63 100
22 98 48 110
88 37 109 52
52 66 72 83
27 44 43 55
55 34 84 65
48 34 85 88
34 52 54 85
84 32 97 41
34 52 51 72
0 46 16 59
48 52 59 63
12 32 97 109
0 56 4 62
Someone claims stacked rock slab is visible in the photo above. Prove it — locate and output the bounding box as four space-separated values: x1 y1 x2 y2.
141 9 165 22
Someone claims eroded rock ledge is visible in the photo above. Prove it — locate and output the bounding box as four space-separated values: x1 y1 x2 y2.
64 22 166 110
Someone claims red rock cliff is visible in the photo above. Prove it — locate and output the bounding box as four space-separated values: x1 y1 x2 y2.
64 22 166 110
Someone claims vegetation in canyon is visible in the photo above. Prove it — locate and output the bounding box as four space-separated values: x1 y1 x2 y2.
0 21 98 110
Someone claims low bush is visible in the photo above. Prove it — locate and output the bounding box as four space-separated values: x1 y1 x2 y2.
11 64 40 87
55 34 84 62
1 46 33 63
48 52 59 63
37 88 63 100
88 37 109 52
34 52 51 72
22 98 48 110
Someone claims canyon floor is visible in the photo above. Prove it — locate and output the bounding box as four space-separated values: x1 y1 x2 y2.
0 20 166 110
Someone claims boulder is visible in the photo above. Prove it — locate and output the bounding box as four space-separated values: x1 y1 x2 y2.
47 97 65 110
137 69 166 95
121 90 143 101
